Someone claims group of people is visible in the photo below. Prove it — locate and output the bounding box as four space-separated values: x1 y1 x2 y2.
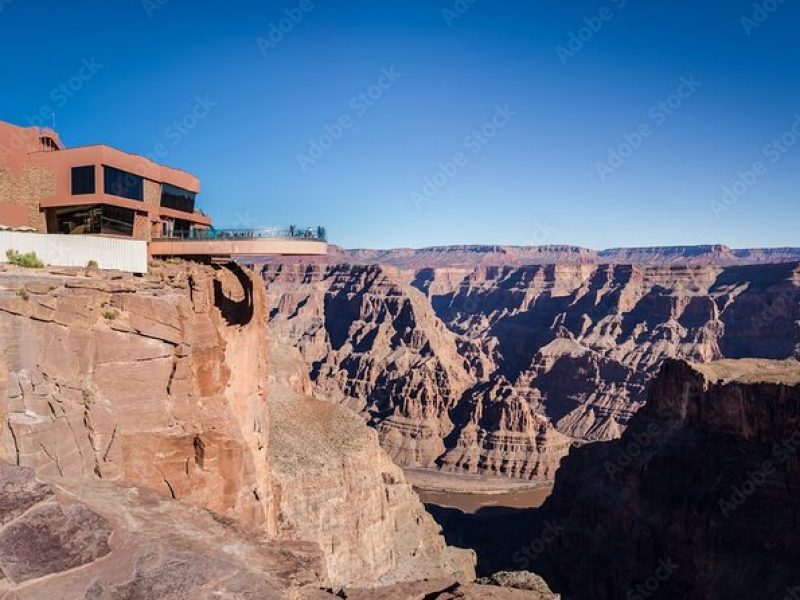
287 225 326 240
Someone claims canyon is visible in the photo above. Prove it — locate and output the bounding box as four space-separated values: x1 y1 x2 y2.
532 358 800 598
262 251 800 480
3 261 560 598
317 244 800 269
1 245 798 598
420 357 800 599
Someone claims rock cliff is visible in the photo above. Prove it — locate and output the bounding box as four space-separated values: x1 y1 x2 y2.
263 261 800 479
537 358 800 599
266 341 475 587
0 262 477 592
0 261 271 528
0 458 549 599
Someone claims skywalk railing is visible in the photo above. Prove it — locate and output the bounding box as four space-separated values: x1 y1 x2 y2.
154 226 327 242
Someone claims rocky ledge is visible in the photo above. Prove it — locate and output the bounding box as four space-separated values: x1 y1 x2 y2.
0 460 324 599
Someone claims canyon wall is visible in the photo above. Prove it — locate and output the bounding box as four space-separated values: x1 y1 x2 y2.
0 262 476 591
537 358 800 599
0 262 272 528
263 261 800 479
266 341 475 587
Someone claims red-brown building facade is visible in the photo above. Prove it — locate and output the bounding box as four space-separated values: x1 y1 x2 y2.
0 120 211 240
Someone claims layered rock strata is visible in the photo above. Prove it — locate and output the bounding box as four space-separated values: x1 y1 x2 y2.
261 244 800 269
537 358 800 599
263 261 800 479
0 262 476 591
266 342 475 587
0 262 272 528
0 459 548 599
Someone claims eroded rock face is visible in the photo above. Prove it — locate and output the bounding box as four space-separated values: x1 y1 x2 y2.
263 261 800 480
0 262 271 528
537 359 800 599
437 379 571 480
265 264 474 470
0 263 477 591
0 462 111 587
266 342 475 587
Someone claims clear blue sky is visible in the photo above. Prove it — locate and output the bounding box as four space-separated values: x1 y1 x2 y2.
1 0 798 249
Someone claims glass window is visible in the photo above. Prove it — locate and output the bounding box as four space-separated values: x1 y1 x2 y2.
100 205 135 236
55 205 134 237
160 183 196 213
56 206 101 235
71 165 95 195
103 166 143 201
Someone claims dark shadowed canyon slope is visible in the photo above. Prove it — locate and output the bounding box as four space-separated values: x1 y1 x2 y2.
533 358 800 599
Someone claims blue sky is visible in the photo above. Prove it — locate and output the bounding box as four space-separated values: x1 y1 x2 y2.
1 0 798 249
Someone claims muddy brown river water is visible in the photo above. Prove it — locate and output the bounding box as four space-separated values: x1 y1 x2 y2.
415 486 553 513
405 468 553 513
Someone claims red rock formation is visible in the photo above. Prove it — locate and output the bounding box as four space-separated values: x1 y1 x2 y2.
0 262 271 528
257 244 800 269
265 264 475 469
0 460 324 598
0 262 477 590
538 358 800 599
263 261 800 480
438 379 571 479
266 341 476 587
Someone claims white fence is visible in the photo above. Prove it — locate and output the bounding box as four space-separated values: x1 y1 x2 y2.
0 231 148 274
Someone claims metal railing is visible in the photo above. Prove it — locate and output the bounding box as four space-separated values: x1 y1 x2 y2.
154 225 327 242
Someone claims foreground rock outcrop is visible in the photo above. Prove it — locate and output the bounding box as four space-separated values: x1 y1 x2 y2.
263 260 800 480
0 458 552 599
0 262 272 528
0 262 477 592
537 358 800 599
